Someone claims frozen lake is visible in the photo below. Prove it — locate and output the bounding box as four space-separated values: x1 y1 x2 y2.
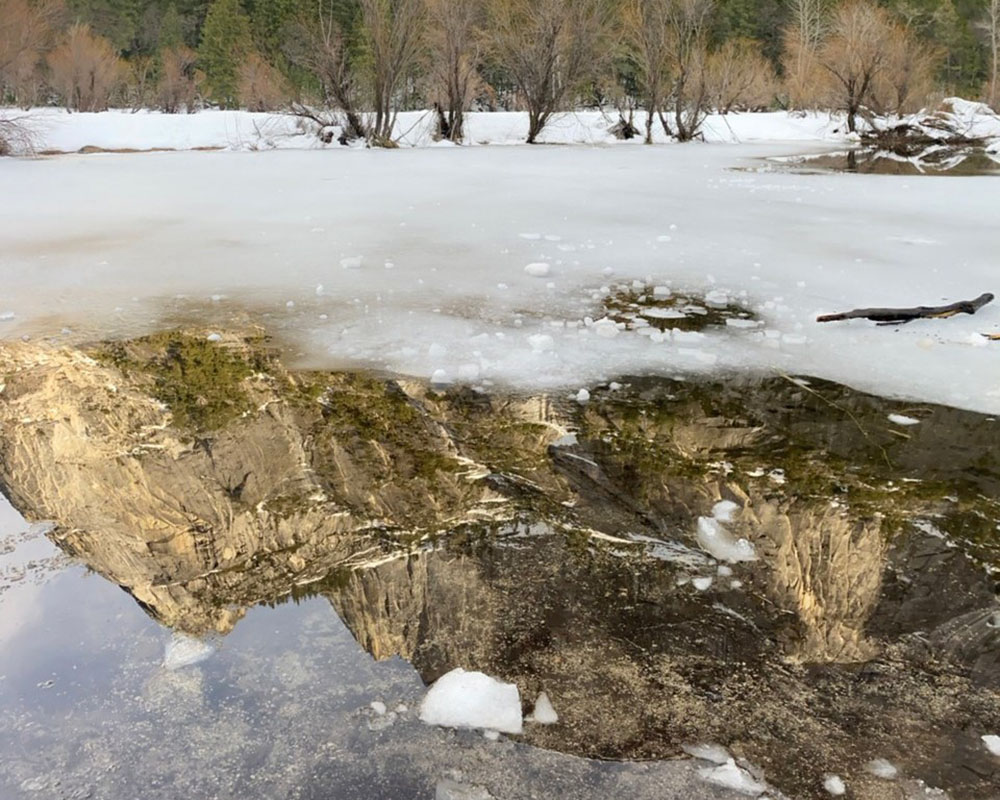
1 142 998 413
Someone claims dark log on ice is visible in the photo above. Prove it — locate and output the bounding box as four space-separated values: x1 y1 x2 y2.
817 293 994 325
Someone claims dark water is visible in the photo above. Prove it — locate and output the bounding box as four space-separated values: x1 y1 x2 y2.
2 365 1000 800
765 148 1000 177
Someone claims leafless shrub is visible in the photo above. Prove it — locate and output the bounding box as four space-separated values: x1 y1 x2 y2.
238 52 288 111
0 113 36 155
484 0 614 143
157 45 198 113
706 37 777 113
47 23 123 111
0 0 62 106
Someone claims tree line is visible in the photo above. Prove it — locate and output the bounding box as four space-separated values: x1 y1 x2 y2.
1 0 997 145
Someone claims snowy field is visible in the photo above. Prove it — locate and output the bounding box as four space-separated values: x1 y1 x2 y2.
2 109 1000 414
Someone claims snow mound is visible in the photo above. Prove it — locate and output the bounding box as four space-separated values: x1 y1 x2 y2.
419 668 523 734
697 758 766 796
163 633 214 670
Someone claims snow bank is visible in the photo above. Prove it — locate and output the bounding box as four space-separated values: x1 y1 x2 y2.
2 106 849 153
419 668 523 734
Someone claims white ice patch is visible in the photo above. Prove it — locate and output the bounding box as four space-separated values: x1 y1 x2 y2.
527 692 558 725
697 759 766 796
339 255 363 269
523 262 551 278
982 734 1000 756
696 517 756 564
163 633 214 670
823 774 847 796
0 311 15 321
888 414 920 426
865 758 898 780
682 743 731 765
419 668 523 734
711 500 739 523
692 576 714 591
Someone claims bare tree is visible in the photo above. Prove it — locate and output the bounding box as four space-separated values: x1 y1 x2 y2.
424 0 483 141
664 0 713 141
781 0 827 109
816 0 895 132
360 0 426 145
484 0 614 144
238 51 288 111
287 0 368 141
876 22 938 115
47 23 124 112
0 113 36 155
623 0 674 143
706 36 777 114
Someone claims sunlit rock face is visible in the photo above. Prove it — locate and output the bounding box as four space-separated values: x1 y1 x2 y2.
1 331 1000 799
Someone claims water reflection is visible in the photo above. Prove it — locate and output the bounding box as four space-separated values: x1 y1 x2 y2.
1 334 999 798
766 148 1000 176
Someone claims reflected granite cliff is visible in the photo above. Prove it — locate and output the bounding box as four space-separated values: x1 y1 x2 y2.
1 331 999 798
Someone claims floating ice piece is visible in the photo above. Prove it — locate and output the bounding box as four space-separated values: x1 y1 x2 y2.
163 633 214 671
865 758 898 780
692 576 713 591
0 311 14 321
524 262 551 277
888 414 920 426
982 734 1000 756
575 388 591 405
528 692 558 725
697 759 765 795
683 743 731 765
340 255 363 269
696 517 757 563
592 318 619 338
206 333 222 342
370 701 387 715
641 307 687 319
419 668 523 734
823 774 846 796
712 500 739 522
705 290 729 307
653 286 671 297
657 235 673 242
726 318 760 329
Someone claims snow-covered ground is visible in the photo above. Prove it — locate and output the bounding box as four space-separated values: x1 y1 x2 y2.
3 107 852 152
1 123 999 414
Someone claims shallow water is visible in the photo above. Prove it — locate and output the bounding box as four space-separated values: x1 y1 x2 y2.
1 335 999 799
765 148 1000 177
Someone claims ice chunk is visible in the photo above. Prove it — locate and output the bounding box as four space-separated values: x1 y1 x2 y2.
888 414 920 426
206 333 222 342
419 668 523 734
370 701 387 715
697 759 765 795
683 743 731 765
163 633 213 670
340 255 363 269
692 576 713 591
591 317 620 338
0 311 15 321
696 517 757 563
524 262 551 277
982 734 1000 755
705 290 729 307
528 692 558 725
823 774 846 796
575 388 591 405
712 500 739 522
865 758 898 780
528 334 554 353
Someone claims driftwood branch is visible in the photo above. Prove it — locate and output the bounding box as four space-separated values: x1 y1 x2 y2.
817 293 994 325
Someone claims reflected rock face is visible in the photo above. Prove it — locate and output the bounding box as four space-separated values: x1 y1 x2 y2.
2 332 1000 799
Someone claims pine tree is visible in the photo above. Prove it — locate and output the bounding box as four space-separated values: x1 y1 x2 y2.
198 0 252 106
